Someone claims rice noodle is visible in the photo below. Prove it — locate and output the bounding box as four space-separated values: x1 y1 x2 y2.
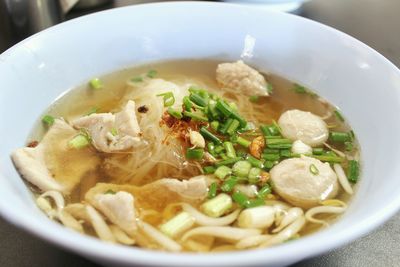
110 225 136 245
333 163 354 195
181 227 262 243
38 190 65 211
86 205 115 242
272 207 303 233
236 235 272 249
181 203 240 226
259 216 306 248
58 210 84 233
305 201 347 226
324 143 346 158
138 221 182 252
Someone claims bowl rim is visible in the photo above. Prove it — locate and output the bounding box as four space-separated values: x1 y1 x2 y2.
1 1 400 266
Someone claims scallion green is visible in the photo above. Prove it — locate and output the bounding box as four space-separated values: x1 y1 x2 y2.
221 177 238 192
208 182 218 199
42 115 55 126
89 78 103 90
157 92 175 107
183 111 208 122
167 107 183 119
186 148 204 160
214 165 232 180
347 160 360 183
232 160 252 177
200 127 222 144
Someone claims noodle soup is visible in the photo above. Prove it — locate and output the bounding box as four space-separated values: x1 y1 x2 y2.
11 60 360 252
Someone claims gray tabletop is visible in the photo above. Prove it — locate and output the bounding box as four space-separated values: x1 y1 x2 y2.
1 0 400 266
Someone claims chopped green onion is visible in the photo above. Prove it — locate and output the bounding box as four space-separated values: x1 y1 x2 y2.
200 127 222 144
334 110 345 122
86 107 99 116
345 141 353 151
210 121 219 131
183 111 208 122
220 153 228 160
236 136 251 148
248 167 262 184
208 182 218 199
215 157 242 167
221 177 238 192
146 69 157 78
347 160 360 183
186 148 204 160
159 211 194 238
203 166 216 174
189 93 208 107
230 112 247 128
329 131 351 143
89 78 103 90
262 153 280 161
309 164 319 175
104 189 116 195
229 102 238 111
293 83 316 97
246 155 264 168
183 96 193 111
219 118 233 134
263 148 280 154
312 155 344 163
312 148 324 155
214 145 225 154
223 142 236 158
226 119 240 135
214 165 232 180
232 191 249 208
249 95 259 102
131 76 143 82
257 184 272 198
167 107 183 119
68 134 90 149
207 142 216 152
201 193 232 217
246 198 265 208
232 160 252 177
110 127 118 136
266 83 273 94
42 115 55 126
263 160 276 170
260 124 280 136
280 149 291 158
215 99 233 117
157 92 175 107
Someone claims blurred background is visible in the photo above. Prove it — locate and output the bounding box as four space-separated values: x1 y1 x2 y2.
1 0 400 266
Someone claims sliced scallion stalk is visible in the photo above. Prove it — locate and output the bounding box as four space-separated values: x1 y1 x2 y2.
208 182 218 199
89 78 103 90
223 141 236 158
214 165 232 180
200 127 222 144
159 212 194 238
186 148 204 160
201 193 232 217
68 134 90 149
42 115 55 126
347 160 360 183
232 160 252 177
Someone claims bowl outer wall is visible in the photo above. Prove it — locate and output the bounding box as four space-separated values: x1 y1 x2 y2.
1 2 400 267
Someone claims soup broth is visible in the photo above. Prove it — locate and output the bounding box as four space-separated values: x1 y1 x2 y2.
13 60 360 252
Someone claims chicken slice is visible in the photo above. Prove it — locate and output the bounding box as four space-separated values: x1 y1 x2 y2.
89 191 137 236
85 175 208 212
72 100 142 153
270 156 339 209
278 109 329 147
11 119 99 193
216 60 269 96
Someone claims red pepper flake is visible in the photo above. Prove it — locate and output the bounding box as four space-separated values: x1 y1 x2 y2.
27 141 39 148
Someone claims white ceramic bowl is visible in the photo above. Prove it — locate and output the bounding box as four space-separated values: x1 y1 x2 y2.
1 2 400 267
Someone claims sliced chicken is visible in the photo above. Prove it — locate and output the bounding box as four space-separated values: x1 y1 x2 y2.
89 191 137 236
72 100 142 153
11 119 99 193
85 175 208 212
278 109 329 147
270 156 339 209
216 60 269 96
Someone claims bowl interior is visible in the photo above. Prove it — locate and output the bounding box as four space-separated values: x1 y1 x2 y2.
1 2 400 267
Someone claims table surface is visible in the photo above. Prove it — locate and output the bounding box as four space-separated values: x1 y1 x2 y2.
1 0 400 266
